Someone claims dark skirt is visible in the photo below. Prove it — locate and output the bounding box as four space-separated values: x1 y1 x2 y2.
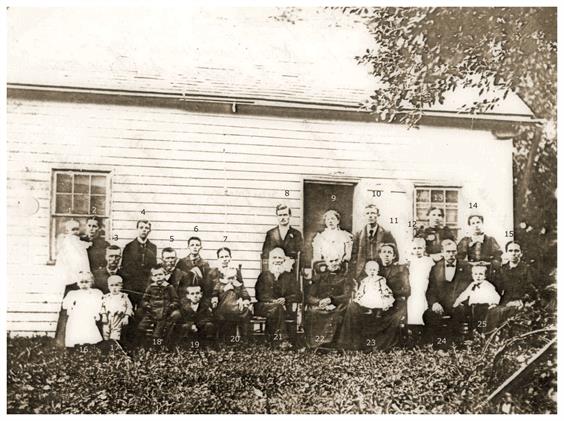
304 305 346 348
338 300 407 350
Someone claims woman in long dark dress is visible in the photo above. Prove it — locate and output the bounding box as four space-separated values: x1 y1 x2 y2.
254 247 302 348
304 252 353 348
339 242 410 350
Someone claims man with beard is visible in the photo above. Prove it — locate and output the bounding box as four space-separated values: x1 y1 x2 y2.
81 216 110 272
424 239 472 348
93 245 125 294
161 247 203 296
254 247 302 349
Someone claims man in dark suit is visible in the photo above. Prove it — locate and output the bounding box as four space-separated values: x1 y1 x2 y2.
177 237 211 284
81 216 110 272
424 239 472 347
416 207 456 257
93 245 125 294
121 220 157 307
161 246 203 297
351 204 397 279
261 204 304 272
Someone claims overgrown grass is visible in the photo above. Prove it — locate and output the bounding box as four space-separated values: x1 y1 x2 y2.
6 333 555 414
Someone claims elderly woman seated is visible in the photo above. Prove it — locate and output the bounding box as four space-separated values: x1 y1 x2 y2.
254 247 302 349
304 251 354 349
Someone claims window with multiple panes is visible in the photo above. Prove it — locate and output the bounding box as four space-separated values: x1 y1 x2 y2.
414 187 461 239
50 170 111 262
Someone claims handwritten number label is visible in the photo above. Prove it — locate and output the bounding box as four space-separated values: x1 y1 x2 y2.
170 235 174 242
112 234 118 241
436 338 446 345
505 230 514 237
194 226 199 232
223 235 228 242
408 220 417 228
141 209 146 215
230 335 241 343
284 190 289 197
469 202 478 209
331 194 336 202
390 217 398 224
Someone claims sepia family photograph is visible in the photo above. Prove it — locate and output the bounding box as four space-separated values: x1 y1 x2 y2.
4 3 557 415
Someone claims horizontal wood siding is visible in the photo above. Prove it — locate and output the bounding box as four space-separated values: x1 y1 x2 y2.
7 98 514 336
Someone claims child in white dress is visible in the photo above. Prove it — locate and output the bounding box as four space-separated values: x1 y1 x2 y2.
101 275 134 341
61 271 103 347
354 261 395 312
407 237 435 325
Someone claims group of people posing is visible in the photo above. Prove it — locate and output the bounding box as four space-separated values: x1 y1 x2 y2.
53 203 534 351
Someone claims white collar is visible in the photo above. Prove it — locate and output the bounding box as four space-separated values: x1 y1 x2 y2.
137 237 148 245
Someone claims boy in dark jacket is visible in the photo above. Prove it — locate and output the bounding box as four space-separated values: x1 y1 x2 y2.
178 285 216 341
137 264 181 345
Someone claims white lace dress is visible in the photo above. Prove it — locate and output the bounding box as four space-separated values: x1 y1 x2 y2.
312 228 353 262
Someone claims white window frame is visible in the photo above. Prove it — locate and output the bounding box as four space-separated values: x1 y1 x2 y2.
413 185 461 239
48 169 112 263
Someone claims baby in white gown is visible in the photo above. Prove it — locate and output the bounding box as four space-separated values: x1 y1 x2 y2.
354 261 395 312
56 220 91 288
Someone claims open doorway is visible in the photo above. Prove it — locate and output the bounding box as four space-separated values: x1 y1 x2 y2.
302 180 356 268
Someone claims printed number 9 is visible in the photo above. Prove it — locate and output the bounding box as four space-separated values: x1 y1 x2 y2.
331 194 336 202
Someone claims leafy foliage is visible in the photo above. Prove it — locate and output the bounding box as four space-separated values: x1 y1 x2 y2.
342 7 557 281
7 292 556 416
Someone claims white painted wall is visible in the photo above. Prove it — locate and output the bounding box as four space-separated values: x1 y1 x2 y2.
7 97 514 335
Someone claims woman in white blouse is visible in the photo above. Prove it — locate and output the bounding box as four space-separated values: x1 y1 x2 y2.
312 209 353 263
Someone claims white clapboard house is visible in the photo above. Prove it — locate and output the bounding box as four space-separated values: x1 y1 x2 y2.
7 9 536 336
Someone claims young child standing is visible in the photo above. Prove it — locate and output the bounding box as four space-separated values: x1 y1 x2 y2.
101 275 134 341
407 237 435 326
61 271 103 347
353 260 395 313
137 264 181 344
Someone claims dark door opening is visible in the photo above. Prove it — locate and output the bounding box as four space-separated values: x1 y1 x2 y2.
302 180 356 267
